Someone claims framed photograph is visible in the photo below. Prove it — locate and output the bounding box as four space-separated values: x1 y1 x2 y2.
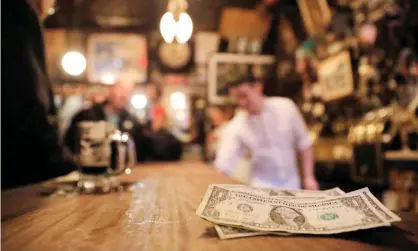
87 33 147 84
208 53 275 104
318 50 354 102
297 0 332 37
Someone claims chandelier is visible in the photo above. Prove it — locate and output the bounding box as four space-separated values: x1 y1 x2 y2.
160 0 193 44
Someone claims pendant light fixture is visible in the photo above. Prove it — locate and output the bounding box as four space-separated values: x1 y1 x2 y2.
160 0 193 44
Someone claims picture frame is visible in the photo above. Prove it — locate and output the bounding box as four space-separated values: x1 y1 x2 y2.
87 33 147 84
208 53 275 104
318 50 354 102
297 0 332 37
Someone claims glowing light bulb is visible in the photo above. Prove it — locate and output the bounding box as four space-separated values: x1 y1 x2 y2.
101 73 116 85
176 110 186 121
61 51 86 76
160 7 193 44
131 94 148 109
175 12 193 44
170 91 186 110
160 12 176 43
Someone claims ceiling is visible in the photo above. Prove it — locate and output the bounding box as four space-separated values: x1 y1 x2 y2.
44 0 298 32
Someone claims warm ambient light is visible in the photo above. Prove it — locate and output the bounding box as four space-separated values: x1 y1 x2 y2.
61 51 86 76
131 94 148 109
176 12 193 44
170 91 186 110
160 12 176 43
101 72 116 85
160 0 193 44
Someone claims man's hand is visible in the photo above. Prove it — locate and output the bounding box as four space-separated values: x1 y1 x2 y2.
303 176 319 190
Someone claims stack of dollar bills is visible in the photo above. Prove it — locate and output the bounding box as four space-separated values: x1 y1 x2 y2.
196 184 401 240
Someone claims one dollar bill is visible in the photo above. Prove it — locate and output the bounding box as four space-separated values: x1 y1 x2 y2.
197 185 399 235
212 186 346 239
214 224 291 240
346 188 401 223
212 187 401 239
212 184 345 198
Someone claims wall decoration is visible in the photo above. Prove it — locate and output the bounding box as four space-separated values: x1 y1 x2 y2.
87 33 147 84
297 0 332 37
208 53 275 104
157 41 193 73
318 51 354 102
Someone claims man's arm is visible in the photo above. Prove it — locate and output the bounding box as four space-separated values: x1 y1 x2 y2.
213 121 244 176
289 101 319 190
299 146 318 190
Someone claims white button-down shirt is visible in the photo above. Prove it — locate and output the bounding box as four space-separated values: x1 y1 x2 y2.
214 97 312 189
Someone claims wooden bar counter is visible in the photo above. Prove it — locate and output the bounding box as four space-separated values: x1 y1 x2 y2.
2 161 418 251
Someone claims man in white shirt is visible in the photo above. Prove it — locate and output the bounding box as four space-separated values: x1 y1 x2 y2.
214 75 319 190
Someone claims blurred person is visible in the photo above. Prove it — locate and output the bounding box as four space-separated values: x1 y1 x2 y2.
209 105 229 128
64 81 148 162
206 105 230 161
90 86 108 105
1 0 77 189
142 83 183 161
214 74 318 190
224 105 236 120
58 86 108 137
145 83 166 128
58 89 86 138
146 106 183 161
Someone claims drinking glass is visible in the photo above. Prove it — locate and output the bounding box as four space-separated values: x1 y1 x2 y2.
75 121 136 193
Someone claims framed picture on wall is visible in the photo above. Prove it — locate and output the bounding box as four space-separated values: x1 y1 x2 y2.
297 0 332 37
87 33 147 84
208 53 275 104
318 50 354 102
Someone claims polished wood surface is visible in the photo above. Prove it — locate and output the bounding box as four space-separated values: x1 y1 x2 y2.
2 161 418 251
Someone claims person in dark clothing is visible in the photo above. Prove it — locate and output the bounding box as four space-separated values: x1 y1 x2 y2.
64 81 148 162
141 83 183 161
145 106 183 161
1 0 77 189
